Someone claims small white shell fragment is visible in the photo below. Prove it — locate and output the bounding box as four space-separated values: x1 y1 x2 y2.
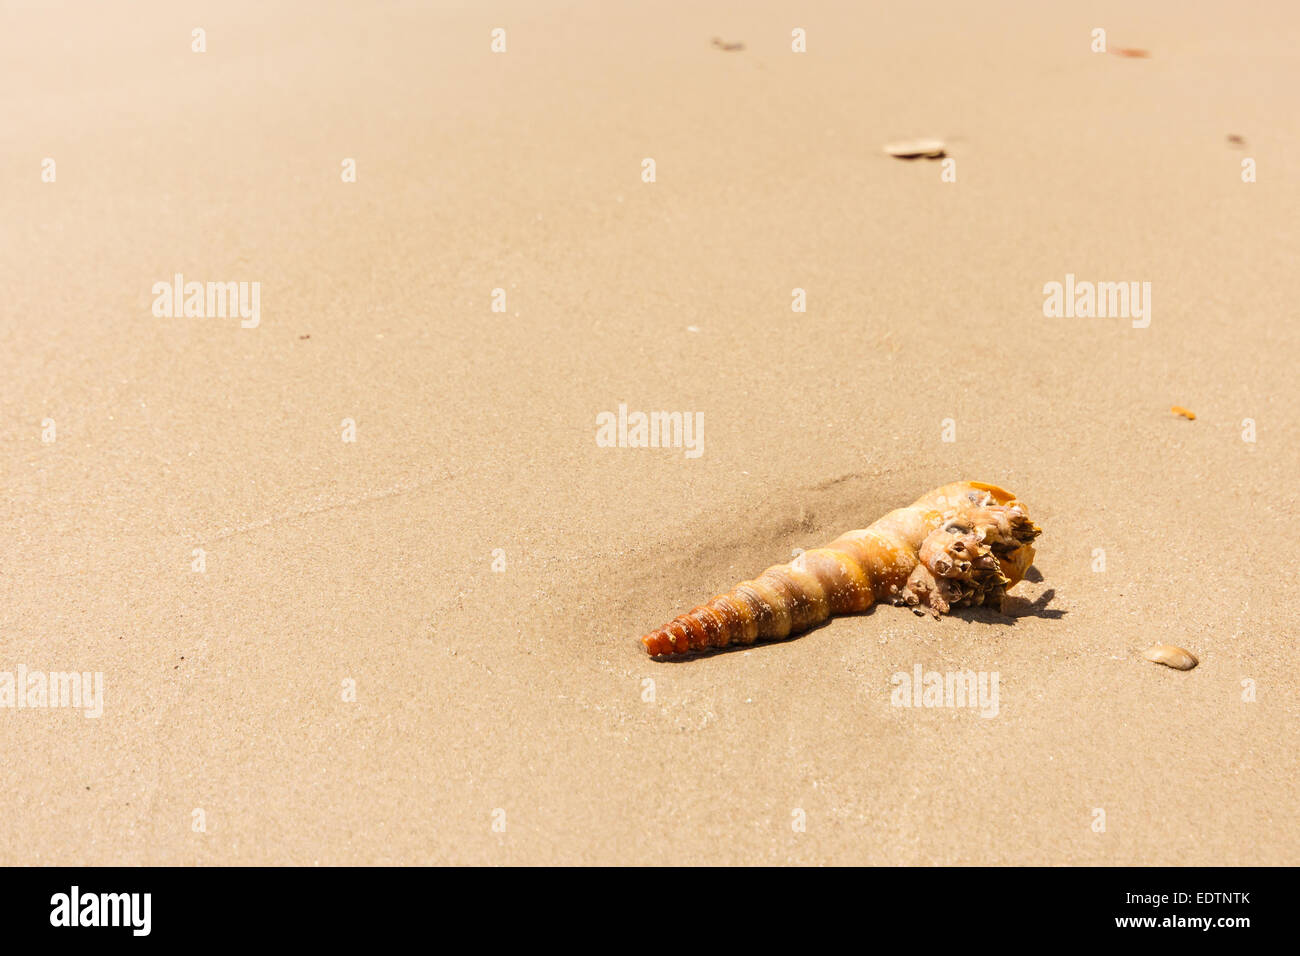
1142 644 1198 670
884 138 946 158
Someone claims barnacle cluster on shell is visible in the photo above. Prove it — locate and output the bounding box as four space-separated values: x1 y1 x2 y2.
899 491 1041 616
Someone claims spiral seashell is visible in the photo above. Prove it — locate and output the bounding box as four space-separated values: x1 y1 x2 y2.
640 481 1041 658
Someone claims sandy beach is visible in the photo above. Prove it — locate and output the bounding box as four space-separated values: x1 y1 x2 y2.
2 0 1297 865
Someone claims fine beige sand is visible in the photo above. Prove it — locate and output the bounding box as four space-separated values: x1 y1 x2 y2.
3 0 1297 865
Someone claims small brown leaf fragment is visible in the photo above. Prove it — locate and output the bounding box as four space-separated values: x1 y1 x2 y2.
1170 405 1196 420
1226 134 1246 147
1143 644 1198 670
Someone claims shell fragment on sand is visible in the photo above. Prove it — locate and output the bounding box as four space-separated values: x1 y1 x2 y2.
1142 644 1198 670
884 139 946 159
